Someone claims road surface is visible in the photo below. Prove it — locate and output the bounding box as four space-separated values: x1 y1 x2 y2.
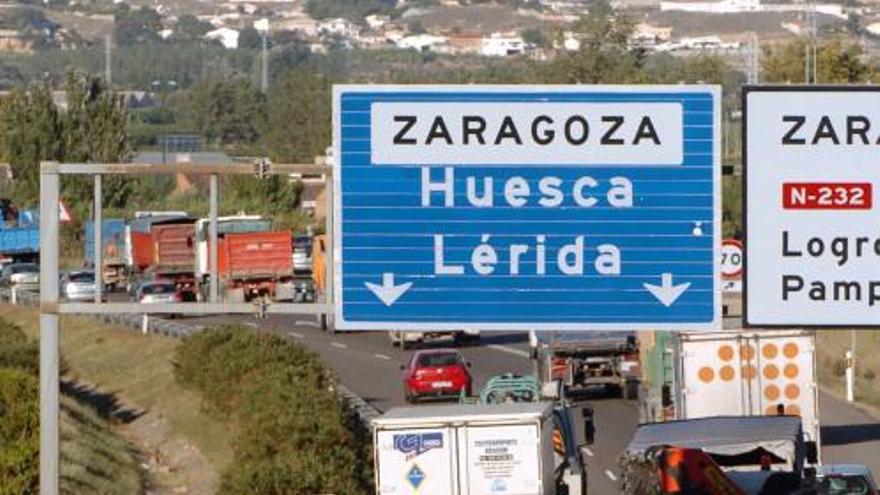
169 312 880 493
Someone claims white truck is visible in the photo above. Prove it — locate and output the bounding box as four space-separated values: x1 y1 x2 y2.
673 329 820 463
373 401 588 495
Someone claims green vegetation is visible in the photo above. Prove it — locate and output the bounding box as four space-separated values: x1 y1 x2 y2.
762 38 876 84
175 325 372 495
0 305 232 490
0 71 130 211
113 5 163 46
305 0 397 21
0 316 142 494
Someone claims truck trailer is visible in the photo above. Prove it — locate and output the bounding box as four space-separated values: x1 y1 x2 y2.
531 331 641 400
373 401 588 495
84 219 127 290
671 329 821 462
194 216 305 302
127 215 197 297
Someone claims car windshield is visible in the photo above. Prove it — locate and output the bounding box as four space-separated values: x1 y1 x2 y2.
68 272 94 283
417 353 462 368
142 283 175 295
817 475 871 495
11 264 38 274
293 236 312 253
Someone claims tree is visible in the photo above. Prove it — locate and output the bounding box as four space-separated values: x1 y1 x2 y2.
0 72 130 208
173 14 213 42
0 83 62 205
263 68 331 162
182 78 266 147
114 6 162 46
521 27 547 48
61 72 132 209
762 38 877 84
540 0 644 84
238 26 263 51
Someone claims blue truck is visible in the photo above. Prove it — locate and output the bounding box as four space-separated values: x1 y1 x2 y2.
85 219 128 290
0 206 40 264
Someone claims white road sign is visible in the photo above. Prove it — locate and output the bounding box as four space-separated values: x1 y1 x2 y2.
745 87 880 326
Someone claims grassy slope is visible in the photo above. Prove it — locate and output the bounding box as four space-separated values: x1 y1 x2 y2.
60 395 142 494
0 306 234 475
816 330 880 411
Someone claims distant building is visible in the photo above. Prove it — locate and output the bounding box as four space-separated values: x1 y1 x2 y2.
205 27 240 49
365 14 391 30
397 34 447 52
0 29 31 53
660 0 845 19
443 32 482 54
318 18 360 38
481 33 525 57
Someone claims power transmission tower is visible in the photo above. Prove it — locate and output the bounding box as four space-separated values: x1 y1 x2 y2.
747 31 759 84
805 0 818 83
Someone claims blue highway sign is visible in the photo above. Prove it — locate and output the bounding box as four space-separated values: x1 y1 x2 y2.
333 85 721 331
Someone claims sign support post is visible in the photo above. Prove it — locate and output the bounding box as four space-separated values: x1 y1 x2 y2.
39 162 60 495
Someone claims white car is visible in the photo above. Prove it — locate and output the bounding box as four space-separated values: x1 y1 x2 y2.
135 280 182 304
2 262 39 291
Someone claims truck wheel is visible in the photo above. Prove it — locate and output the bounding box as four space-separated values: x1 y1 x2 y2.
624 381 639 401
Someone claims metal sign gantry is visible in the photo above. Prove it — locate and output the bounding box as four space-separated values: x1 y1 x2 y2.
38 160 334 494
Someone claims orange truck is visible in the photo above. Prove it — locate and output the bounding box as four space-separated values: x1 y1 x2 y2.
206 230 295 302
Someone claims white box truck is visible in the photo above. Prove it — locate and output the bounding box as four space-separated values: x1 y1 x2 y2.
372 402 586 495
673 329 820 462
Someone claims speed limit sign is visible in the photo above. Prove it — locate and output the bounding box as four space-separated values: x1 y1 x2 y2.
721 239 743 280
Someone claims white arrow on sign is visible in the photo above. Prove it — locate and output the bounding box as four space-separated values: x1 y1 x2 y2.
365 273 412 307
643 273 691 308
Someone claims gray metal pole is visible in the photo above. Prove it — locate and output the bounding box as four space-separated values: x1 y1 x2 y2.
209 174 219 302
325 166 334 327
94 175 103 303
39 163 60 495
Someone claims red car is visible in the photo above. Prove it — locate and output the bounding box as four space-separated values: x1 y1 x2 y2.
401 349 472 403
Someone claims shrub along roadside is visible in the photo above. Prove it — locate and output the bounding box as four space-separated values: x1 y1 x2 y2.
175 325 372 495
0 318 142 494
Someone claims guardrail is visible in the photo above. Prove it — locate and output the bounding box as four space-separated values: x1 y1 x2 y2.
0 287 381 428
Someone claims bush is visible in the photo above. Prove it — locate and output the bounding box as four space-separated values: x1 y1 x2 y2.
864 368 876 381
175 326 371 494
0 368 39 495
832 358 847 378
0 319 38 374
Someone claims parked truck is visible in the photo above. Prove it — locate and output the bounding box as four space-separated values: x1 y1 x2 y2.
194 216 306 302
531 331 641 400
373 399 589 495
0 202 39 265
85 219 127 291
670 329 821 462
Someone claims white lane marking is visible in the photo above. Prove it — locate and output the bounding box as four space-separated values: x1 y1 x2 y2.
487 344 530 358
374 353 392 360
289 332 303 339
331 342 348 349
244 321 259 328
583 447 594 457
295 320 319 328
605 470 618 482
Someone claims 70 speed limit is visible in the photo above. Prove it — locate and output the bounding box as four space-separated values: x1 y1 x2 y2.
722 239 743 280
